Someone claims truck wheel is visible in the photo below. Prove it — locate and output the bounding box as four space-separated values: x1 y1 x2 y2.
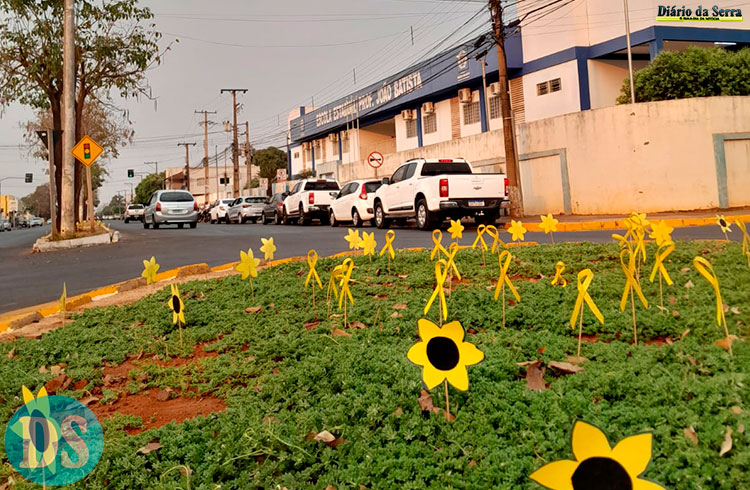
299 204 310 226
190 222 197 229
374 202 391 229
416 199 439 231
352 209 362 227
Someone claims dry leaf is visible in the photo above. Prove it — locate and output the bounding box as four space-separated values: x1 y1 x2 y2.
720 426 733 456
314 430 336 443
444 410 456 421
548 361 584 374
516 360 538 367
137 440 163 455
304 320 320 331
714 335 739 351
245 306 262 314
537 346 546 355
44 374 71 394
6 348 14 359
349 321 367 330
398 274 408 279
680 267 691 273
80 396 99 406
524 361 547 391
468 460 477 468
330 314 342 318
50 365 65 376
262 416 281 424
684 426 698 445
684 280 694 289
680 329 691 340
418 389 440 415
656 305 668 313
567 355 588 364
673 310 680 319
732 406 742 415
156 389 171 402
668 296 677 305
731 307 741 315
38 365 48 374
392 407 403 418
393 303 408 310
391 312 402 319
332 328 352 337
739 424 745 434
723 304 730 313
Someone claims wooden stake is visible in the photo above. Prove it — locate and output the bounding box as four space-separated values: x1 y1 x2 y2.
721 309 733 357
659 271 664 310
630 288 638 346
444 379 450 419
502 286 506 329
577 303 584 358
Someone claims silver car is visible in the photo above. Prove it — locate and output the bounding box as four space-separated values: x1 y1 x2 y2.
226 196 268 224
0 219 10 231
143 190 198 229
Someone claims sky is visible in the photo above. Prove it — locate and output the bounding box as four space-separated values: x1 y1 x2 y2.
0 0 490 206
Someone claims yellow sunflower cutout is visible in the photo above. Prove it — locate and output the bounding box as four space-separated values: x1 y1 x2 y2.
168 283 186 346
530 421 665 490
508 220 527 242
407 319 484 391
345 228 362 250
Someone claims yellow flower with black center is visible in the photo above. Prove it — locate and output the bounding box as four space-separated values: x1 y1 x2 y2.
716 214 732 234
407 319 484 391
168 283 185 325
530 420 665 490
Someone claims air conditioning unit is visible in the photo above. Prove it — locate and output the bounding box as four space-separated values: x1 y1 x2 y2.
341 131 349 140
422 102 435 114
489 82 502 96
302 141 311 150
328 134 338 143
401 109 414 120
458 88 472 103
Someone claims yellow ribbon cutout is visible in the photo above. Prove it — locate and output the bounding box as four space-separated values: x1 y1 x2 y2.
551 261 567 287
472 224 488 251
430 229 449 261
424 259 449 320
649 241 675 286
493 250 520 302
305 250 323 289
619 249 648 312
445 242 461 280
337 258 354 309
570 269 604 329
485 225 506 253
380 230 396 259
693 256 725 326
737 220 750 266
327 264 345 304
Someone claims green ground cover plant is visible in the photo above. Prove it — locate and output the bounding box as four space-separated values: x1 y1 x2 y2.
1 240 749 489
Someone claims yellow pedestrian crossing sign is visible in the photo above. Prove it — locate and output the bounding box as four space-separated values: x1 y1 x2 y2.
71 135 103 167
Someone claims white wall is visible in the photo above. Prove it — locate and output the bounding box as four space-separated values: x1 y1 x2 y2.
460 90 482 138
422 99 452 146
588 59 649 109
290 145 304 176
395 112 419 152
522 60 580 122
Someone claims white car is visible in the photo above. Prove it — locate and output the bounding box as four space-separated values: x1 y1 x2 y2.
329 179 383 227
226 196 268 224
282 179 340 225
210 199 235 223
124 204 144 223
373 158 508 230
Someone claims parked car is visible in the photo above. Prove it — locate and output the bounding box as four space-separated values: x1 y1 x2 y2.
226 196 268 224
0 219 10 231
143 190 199 229
261 193 287 225
17 217 29 228
329 179 383 227
209 199 236 223
124 204 144 223
373 158 508 230
29 216 44 227
282 179 340 225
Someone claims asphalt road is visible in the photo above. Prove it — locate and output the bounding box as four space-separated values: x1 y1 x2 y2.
0 218 739 315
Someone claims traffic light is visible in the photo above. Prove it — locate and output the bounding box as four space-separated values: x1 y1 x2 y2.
127 169 134 178
24 173 32 183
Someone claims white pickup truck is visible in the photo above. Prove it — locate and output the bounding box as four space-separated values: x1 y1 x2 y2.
282 178 341 225
373 158 508 230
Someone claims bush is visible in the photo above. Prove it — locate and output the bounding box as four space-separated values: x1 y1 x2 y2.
617 46 750 104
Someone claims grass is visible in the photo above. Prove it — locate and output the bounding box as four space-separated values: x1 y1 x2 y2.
1 240 749 489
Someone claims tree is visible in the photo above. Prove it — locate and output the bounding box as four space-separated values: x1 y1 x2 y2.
101 193 125 217
255 147 288 195
0 0 167 236
19 184 51 219
135 172 164 204
618 47 750 104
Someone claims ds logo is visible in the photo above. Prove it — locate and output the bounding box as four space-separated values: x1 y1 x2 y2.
4 387 103 486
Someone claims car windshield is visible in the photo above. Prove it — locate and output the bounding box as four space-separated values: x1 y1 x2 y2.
222 199 234 205
159 192 193 202
304 181 339 191
364 182 382 193
421 162 472 176
245 197 266 203
128 205 144 209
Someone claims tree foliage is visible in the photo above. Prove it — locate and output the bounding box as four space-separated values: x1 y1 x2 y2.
618 47 750 104
101 193 126 216
134 172 164 204
255 147 288 182
19 184 50 218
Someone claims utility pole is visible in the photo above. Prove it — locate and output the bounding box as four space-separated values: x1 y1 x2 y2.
490 0 524 218
61 0 76 235
244 121 252 192
145 161 160 188
623 0 636 104
220 89 247 197
195 110 216 203
177 142 196 192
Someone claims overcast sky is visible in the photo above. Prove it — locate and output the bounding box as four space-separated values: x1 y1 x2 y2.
0 0 489 205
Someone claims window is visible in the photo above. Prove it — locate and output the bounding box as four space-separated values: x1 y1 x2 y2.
245 197 267 203
342 135 350 153
159 191 193 202
405 118 418 138
291 182 301 194
304 181 340 191
537 78 562 96
391 165 408 184
489 96 501 120
404 162 417 180
294 152 300 159
364 182 382 193
463 101 480 125
423 112 437 134
421 162 472 176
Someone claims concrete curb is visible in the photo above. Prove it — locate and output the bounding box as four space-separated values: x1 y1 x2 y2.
33 229 120 252
515 214 750 233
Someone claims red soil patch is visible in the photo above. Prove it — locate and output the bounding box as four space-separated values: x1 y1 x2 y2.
90 388 226 435
101 342 220 380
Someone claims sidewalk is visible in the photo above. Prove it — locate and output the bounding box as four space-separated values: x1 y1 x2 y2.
518 207 750 232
